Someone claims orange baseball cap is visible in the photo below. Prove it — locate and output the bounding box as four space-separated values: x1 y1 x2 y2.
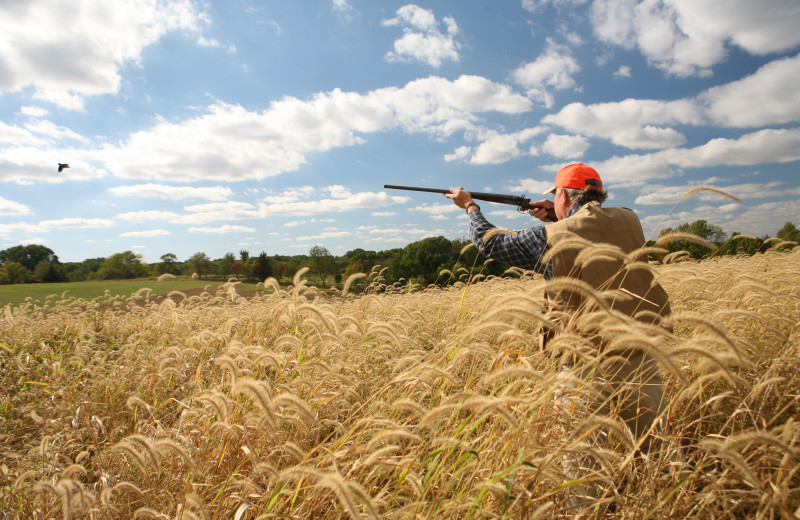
543 162 602 195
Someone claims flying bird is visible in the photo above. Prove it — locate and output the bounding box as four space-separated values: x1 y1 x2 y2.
58 163 69 172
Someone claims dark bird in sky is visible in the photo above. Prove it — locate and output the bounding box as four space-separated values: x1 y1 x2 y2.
58 163 69 172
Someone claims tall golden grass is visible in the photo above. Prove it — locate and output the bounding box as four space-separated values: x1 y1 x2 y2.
1 248 798 519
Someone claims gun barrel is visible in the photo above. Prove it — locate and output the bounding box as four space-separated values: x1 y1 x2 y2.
385 184 526 205
383 185 449 195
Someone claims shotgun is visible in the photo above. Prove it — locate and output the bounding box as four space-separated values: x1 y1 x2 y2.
384 184 557 221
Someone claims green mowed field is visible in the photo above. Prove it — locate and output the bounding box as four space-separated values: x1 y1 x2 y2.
0 278 255 307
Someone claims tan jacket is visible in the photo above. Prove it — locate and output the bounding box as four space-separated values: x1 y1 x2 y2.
544 202 671 327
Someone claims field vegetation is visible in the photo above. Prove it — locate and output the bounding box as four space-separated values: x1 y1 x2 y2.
1 245 798 518
0 279 247 308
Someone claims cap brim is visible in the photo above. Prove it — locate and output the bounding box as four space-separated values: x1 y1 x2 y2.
543 186 556 195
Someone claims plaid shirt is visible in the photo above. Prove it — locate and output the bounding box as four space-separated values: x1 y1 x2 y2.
468 203 586 280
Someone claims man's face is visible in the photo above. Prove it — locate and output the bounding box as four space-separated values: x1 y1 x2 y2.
553 187 572 220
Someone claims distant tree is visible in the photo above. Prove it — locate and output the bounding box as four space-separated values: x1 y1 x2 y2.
309 245 335 286
33 259 66 282
218 252 236 280
158 253 179 275
776 222 800 243
660 220 727 259
726 231 764 256
285 256 309 282
0 261 30 284
391 236 455 284
231 260 243 279
0 244 59 272
95 251 148 280
274 261 286 282
63 257 105 281
187 252 213 280
252 251 274 281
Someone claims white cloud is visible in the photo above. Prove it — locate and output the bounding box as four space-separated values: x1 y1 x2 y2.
119 229 171 238
507 178 556 196
459 127 547 165
296 231 353 241
510 39 580 107
541 133 590 158
591 0 800 77
188 225 256 234
613 65 632 77
108 183 233 201
382 5 461 68
543 54 800 153
634 181 800 205
543 98 697 150
413 204 460 215
38 217 115 230
116 210 181 223
699 54 800 128
0 196 31 216
640 200 800 238
19 106 49 118
591 127 800 186
93 76 531 182
0 0 208 109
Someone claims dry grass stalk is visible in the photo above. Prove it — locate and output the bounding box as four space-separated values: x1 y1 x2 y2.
1 249 798 518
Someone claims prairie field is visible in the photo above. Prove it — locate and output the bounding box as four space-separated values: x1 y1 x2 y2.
1 248 798 519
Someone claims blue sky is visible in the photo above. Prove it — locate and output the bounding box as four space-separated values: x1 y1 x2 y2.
1 0 799 263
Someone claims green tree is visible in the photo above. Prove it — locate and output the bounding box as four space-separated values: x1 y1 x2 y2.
188 252 213 279
0 244 59 272
391 236 455 284
158 253 180 275
252 251 274 281
661 220 727 259
218 252 236 280
33 259 66 282
0 261 30 284
309 245 335 286
63 257 105 281
776 222 800 243
95 251 148 280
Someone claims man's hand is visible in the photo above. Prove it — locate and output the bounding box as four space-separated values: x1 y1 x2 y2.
528 199 556 222
445 187 475 210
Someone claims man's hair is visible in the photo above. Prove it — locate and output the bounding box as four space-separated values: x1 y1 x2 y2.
562 180 608 205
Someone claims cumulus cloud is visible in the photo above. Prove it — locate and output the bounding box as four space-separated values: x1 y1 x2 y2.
116 210 181 223
591 0 800 77
382 5 461 68
590 127 800 186
188 225 256 234
0 196 31 216
699 54 800 128
544 53 800 152
90 75 530 182
543 98 697 150
108 183 233 201
640 200 800 238
37 217 115 230
0 0 208 109
510 39 580 107
541 133 590 158
119 229 171 238
613 65 632 77
634 181 800 205
449 127 547 165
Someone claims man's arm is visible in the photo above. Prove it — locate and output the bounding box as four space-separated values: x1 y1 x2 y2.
467 208 552 276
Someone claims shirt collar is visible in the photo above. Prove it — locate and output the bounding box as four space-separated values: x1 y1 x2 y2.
565 201 587 218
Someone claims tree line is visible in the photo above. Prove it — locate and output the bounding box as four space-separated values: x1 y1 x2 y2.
1 220 798 287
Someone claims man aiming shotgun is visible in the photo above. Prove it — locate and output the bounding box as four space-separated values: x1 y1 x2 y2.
441 163 673 504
